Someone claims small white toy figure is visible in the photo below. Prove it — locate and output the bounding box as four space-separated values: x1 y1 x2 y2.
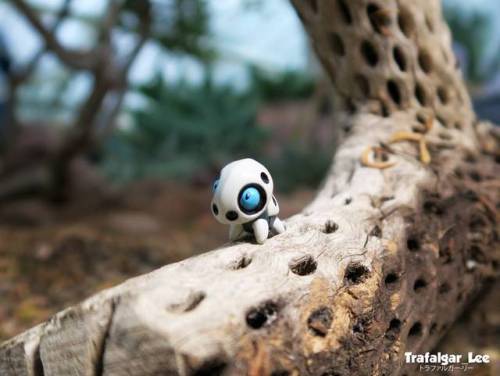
211 158 286 244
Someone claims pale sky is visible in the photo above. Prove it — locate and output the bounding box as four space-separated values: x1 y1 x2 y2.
0 0 498 109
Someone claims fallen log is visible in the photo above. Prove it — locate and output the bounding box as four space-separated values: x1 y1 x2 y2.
1 0 499 375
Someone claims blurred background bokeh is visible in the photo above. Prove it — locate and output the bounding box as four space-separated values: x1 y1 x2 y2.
0 0 499 367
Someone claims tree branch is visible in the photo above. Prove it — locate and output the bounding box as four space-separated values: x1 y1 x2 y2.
1 0 499 375
10 0 97 70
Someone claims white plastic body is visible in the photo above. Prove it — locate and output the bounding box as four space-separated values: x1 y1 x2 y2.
211 158 286 244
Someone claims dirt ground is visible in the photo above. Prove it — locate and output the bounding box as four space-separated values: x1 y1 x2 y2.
0 181 498 375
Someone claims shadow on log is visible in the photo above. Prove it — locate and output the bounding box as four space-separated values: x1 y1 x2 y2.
1 0 499 375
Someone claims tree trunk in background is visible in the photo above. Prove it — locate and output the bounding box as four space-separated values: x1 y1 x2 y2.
1 0 499 375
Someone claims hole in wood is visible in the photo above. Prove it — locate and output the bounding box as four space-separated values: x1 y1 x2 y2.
464 153 477 163
418 49 433 73
337 0 352 24
246 301 279 329
361 40 379 66
423 200 443 215
370 225 382 238
437 86 449 104
367 3 391 34
415 83 427 106
393 46 407 71
384 272 399 286
413 278 427 292
397 7 415 37
408 322 423 338
469 171 482 182
387 80 402 105
289 254 317 276
229 255 252 270
323 220 339 234
329 33 345 57
454 122 463 130
344 263 369 285
406 237 420 252
191 359 228 376
385 318 401 340
307 306 333 337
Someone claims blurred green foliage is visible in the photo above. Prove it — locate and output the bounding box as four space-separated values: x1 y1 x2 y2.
249 66 315 102
444 5 500 84
122 0 215 61
101 67 328 192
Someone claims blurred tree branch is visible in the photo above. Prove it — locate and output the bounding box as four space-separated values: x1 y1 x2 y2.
10 0 97 70
3 0 71 147
1 0 211 202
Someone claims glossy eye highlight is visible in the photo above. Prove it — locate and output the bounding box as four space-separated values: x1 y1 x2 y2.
239 187 261 211
212 179 219 192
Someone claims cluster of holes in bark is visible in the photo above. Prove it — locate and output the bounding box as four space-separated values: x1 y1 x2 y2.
344 262 369 285
289 254 318 276
246 301 280 329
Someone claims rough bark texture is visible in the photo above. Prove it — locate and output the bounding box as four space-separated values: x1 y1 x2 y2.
1 0 499 375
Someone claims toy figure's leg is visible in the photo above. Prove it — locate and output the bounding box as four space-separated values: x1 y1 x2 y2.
229 224 245 241
252 218 269 244
271 217 286 234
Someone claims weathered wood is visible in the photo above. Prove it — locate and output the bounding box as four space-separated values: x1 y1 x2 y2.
1 0 499 375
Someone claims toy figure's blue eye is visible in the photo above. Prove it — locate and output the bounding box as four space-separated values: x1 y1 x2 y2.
212 179 219 192
240 187 260 211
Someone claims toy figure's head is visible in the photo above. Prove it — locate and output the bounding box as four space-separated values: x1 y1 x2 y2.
211 158 274 225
